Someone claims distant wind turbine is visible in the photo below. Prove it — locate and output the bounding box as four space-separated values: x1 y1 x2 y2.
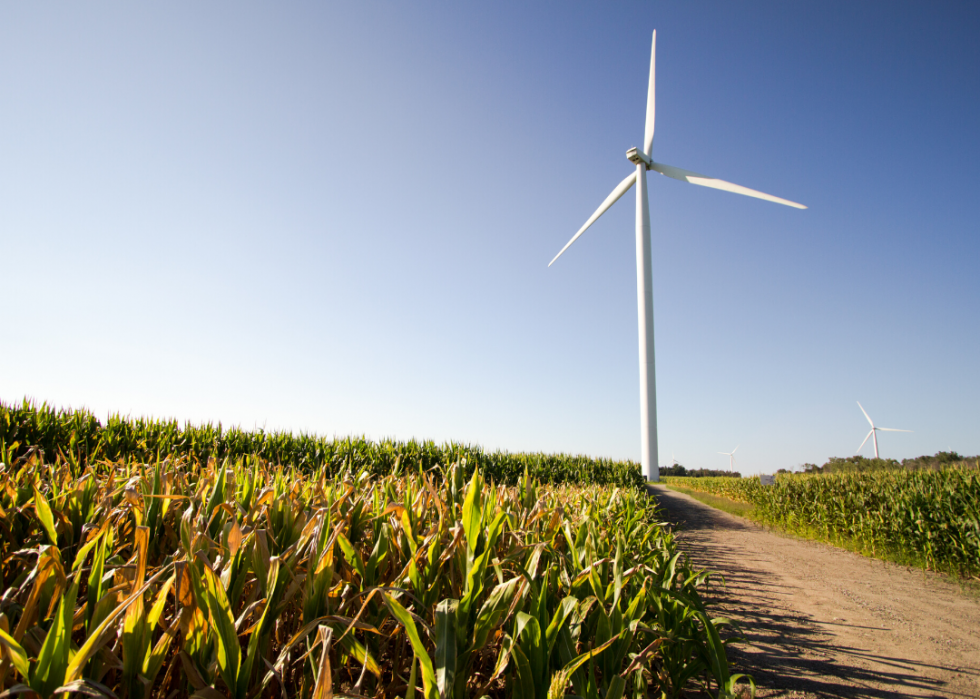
718 446 739 472
548 31 805 483
856 402 911 459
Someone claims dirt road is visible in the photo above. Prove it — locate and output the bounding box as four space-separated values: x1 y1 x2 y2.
648 485 980 698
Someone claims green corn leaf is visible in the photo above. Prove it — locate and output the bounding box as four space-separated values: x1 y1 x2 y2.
401 508 418 557
365 523 389 587
0 627 29 680
81 531 107 634
623 585 646 624
335 632 382 678
489 633 515 686
461 467 482 555
612 541 623 608
201 565 241 694
693 609 730 689
31 575 78 697
472 577 524 651
409 558 423 598
509 641 535 699
523 544 545 578
121 530 152 697
604 674 626 699
561 523 580 572
251 529 271 596
459 547 492 622
143 623 176 691
406 655 418 699
71 522 107 572
546 632 620 699
336 532 366 583
544 597 578 656
484 511 506 551
725 673 756 698
238 556 281 699
513 613 545 696
33 486 58 546
383 593 438 699
141 575 175 672
434 599 458 699
205 459 227 525
672 659 709 695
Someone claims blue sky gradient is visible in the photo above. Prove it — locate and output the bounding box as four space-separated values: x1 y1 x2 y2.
2 2 978 473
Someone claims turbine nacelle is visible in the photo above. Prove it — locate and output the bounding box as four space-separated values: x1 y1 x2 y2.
626 147 653 169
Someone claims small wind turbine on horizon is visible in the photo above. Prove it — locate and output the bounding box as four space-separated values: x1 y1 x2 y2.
718 446 739 472
548 30 805 483
856 402 911 459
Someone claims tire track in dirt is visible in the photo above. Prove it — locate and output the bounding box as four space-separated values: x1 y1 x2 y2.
648 485 980 698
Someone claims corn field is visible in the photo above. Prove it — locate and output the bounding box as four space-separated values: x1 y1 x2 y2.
659 480 758 506
0 400 642 490
0 447 749 698
663 469 980 577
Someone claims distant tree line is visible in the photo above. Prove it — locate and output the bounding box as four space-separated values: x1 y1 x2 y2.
798 452 977 474
666 452 977 478
660 463 741 478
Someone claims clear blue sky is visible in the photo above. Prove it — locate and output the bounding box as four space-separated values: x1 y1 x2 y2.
2 2 978 474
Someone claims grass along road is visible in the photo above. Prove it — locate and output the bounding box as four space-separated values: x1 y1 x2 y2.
648 484 980 698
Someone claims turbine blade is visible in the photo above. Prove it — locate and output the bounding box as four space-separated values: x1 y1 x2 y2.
857 429 873 454
732 445 739 454
649 161 807 209
878 428 912 433
548 171 637 267
643 30 656 156
857 401 874 428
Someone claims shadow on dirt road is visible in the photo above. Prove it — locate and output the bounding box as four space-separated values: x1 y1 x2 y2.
648 485 980 699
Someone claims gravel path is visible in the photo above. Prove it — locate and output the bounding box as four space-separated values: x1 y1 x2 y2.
648 485 980 698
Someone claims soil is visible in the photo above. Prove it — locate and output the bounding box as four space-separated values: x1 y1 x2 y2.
647 485 980 698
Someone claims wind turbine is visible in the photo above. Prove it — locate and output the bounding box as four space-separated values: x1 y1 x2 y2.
856 402 911 459
718 446 739 472
548 31 806 482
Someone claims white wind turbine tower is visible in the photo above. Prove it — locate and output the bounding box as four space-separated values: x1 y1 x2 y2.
718 446 739 473
548 31 806 482
856 402 911 459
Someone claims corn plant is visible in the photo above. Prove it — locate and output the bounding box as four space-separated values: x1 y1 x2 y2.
1 400 644 489
0 444 747 698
